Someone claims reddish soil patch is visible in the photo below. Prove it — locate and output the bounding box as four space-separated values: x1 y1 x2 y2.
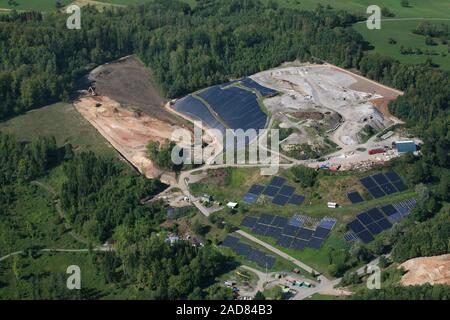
399 254 450 286
74 95 180 184
292 111 324 120
325 64 403 119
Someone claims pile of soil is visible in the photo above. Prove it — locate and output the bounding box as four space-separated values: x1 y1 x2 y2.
399 254 450 286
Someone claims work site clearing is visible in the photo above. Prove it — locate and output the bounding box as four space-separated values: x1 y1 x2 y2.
73 57 418 184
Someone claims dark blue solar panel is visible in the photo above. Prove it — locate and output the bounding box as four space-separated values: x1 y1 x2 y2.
282 225 299 237
234 242 252 255
262 185 280 197
241 193 257 204
197 85 267 132
387 212 402 223
277 235 294 248
368 186 386 198
240 78 278 97
288 194 305 205
288 215 304 227
380 204 398 216
241 217 258 228
248 184 265 196
269 176 286 187
272 216 288 228
372 173 389 185
291 238 307 250
357 230 374 244
380 183 397 195
393 180 407 192
312 227 330 239
252 223 268 235
222 236 240 248
377 218 392 230
272 194 290 206
366 223 383 236
348 219 365 234
385 171 401 183
307 237 323 249
347 191 364 204
263 256 276 269
367 208 384 222
172 95 226 135
360 176 377 189
319 218 337 230
279 185 295 197
297 228 314 240
357 212 374 226
265 226 282 238
259 213 275 225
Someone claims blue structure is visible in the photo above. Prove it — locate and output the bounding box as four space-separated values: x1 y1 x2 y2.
396 141 417 153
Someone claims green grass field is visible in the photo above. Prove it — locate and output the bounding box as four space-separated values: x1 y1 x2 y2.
0 102 116 158
0 251 114 299
355 20 450 70
0 0 72 11
0 184 84 258
267 0 450 69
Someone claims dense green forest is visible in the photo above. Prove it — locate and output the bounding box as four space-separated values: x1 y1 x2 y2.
0 131 232 299
0 0 449 300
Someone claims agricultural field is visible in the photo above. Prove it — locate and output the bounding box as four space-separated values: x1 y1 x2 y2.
354 20 450 70
264 0 450 69
0 0 71 12
0 102 116 157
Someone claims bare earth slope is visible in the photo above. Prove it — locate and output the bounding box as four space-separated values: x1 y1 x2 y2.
89 55 186 126
399 254 450 286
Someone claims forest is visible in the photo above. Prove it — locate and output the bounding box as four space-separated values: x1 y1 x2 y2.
0 0 449 299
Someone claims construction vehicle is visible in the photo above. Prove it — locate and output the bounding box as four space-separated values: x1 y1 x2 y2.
368 148 384 155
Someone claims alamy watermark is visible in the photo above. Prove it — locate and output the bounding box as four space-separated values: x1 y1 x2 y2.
66 265 81 290
367 5 381 30
170 121 281 175
366 265 381 290
66 5 81 30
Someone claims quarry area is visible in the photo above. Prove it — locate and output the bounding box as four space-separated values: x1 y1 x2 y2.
399 254 450 286
73 57 419 185
73 56 192 185
251 62 411 169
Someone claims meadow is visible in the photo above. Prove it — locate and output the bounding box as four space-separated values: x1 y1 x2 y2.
0 102 116 158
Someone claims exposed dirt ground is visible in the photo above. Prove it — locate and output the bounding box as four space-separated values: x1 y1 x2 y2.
89 56 187 127
250 63 414 169
74 95 178 184
399 254 450 286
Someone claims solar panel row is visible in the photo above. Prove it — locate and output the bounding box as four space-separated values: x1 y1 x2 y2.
359 171 408 200
347 191 364 204
348 204 399 243
221 236 276 268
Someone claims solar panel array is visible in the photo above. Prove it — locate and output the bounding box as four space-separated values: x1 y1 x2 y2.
241 178 305 207
241 214 336 251
347 198 416 243
347 191 364 204
240 78 278 97
359 171 407 199
198 85 267 132
221 235 276 269
241 184 265 204
172 95 226 135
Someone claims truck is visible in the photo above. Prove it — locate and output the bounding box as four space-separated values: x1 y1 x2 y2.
368 148 384 155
